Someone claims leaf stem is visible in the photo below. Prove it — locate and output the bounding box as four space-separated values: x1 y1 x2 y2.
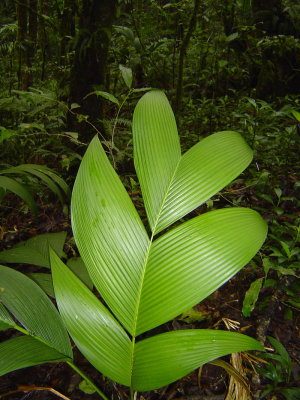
67 361 109 400
129 386 135 400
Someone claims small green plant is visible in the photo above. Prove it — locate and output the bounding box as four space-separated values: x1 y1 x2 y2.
0 163 70 214
0 90 267 398
0 231 93 297
242 218 300 318
258 336 300 400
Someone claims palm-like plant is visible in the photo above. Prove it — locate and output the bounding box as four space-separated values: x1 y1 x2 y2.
51 90 267 395
0 90 267 399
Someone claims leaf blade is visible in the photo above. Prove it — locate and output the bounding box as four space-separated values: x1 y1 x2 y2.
133 90 181 232
0 176 37 214
71 135 149 335
0 336 69 377
132 329 263 391
50 250 132 386
136 208 267 335
0 265 72 357
156 130 253 233
0 231 67 267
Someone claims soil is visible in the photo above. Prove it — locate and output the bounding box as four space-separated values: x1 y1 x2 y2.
0 197 299 400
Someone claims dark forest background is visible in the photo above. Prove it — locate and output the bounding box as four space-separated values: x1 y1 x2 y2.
0 1 299 400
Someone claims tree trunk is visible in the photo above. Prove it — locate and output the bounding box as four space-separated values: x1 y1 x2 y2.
59 0 76 60
26 0 37 87
252 0 284 35
15 0 28 89
175 0 200 115
69 0 118 134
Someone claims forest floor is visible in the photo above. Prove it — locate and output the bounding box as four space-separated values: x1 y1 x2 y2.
0 196 299 400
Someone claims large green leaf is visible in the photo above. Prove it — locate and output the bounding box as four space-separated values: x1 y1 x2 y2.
0 265 72 358
135 207 267 335
133 91 253 234
132 90 181 233
71 136 150 334
0 335 69 376
0 175 37 214
50 250 132 386
71 136 267 337
0 231 67 267
132 330 264 390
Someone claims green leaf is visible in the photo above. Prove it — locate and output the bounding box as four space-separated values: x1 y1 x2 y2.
242 277 263 317
31 165 70 197
133 91 253 234
78 380 96 394
0 320 10 330
135 208 267 335
226 32 239 42
178 307 208 323
0 231 67 267
67 257 93 289
291 110 300 121
0 336 69 377
119 64 133 89
280 241 291 259
71 103 80 110
132 87 153 93
50 250 132 386
0 176 37 214
132 330 263 391
71 135 149 335
263 257 273 276
132 90 180 233
267 336 291 366
0 265 72 358
0 127 17 143
276 266 299 277
2 165 64 204
27 273 55 297
279 388 300 400
84 91 119 105
1 164 70 199
0 303 14 330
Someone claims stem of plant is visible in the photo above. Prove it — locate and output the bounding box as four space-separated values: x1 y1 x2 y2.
129 386 135 400
67 361 109 400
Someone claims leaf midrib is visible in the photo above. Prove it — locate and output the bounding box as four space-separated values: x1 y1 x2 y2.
131 157 181 338
151 157 181 235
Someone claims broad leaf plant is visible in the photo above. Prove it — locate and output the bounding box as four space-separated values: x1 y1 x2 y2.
0 91 267 398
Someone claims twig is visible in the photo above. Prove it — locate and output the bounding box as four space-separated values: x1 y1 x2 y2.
0 385 71 400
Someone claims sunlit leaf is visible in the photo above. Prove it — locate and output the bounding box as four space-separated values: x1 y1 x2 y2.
133 91 253 234
132 330 263 390
51 250 131 386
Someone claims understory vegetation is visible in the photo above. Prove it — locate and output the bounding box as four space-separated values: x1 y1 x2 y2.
0 1 299 400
